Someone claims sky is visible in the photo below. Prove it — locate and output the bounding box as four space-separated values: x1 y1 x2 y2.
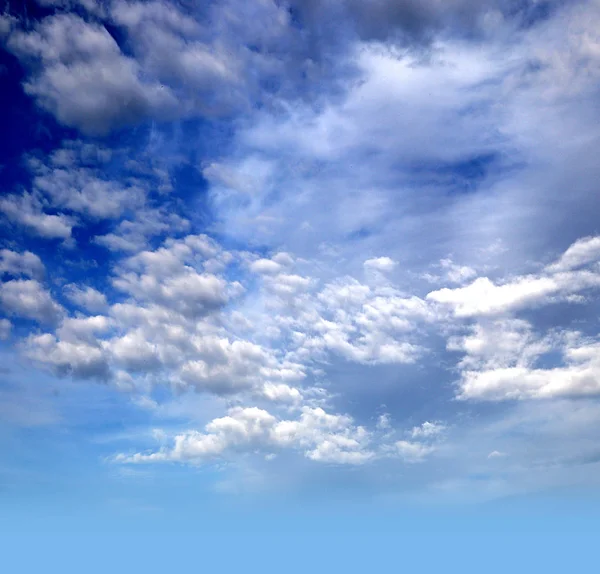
1 0 600 570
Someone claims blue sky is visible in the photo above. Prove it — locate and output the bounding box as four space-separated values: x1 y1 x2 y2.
1 0 600 570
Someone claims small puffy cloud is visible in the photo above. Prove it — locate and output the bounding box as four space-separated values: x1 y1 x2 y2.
63 284 108 313
26 315 111 379
6 14 178 135
364 256 397 272
114 269 230 317
0 249 45 279
32 162 146 220
0 192 75 239
95 209 190 253
260 382 302 403
0 280 63 324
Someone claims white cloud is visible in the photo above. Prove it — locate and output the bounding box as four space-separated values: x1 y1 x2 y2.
95 209 190 253
0 280 63 324
364 257 397 272
0 192 75 239
32 163 146 219
427 261 600 318
0 249 45 279
547 236 600 273
259 382 302 404
26 330 110 379
63 285 108 313
6 14 178 134
118 405 374 465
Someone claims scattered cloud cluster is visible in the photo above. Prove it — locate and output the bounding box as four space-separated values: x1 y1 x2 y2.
2 0 600 496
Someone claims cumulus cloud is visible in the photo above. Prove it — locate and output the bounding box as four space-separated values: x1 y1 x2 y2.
6 13 178 134
63 284 108 313
118 405 374 465
0 280 63 324
31 161 146 219
0 250 45 279
95 208 190 253
0 192 75 239
26 332 110 379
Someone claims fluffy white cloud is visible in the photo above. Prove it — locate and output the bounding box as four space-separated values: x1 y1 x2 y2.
6 14 178 134
26 330 110 379
427 262 600 318
32 163 146 219
63 285 108 313
0 192 75 239
458 338 600 401
118 405 374 465
112 234 236 317
95 209 190 252
0 250 45 279
0 280 63 324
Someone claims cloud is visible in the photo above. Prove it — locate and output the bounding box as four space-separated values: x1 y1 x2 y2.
31 161 146 219
26 332 110 379
118 405 374 465
0 250 45 279
410 421 446 439
0 279 63 324
3 0 600 497
0 192 75 239
364 257 397 272
427 262 600 318
6 14 178 134
547 235 600 273
94 208 190 253
63 284 108 313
